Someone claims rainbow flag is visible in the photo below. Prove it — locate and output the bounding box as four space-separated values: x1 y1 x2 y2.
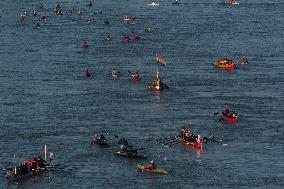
156 54 168 66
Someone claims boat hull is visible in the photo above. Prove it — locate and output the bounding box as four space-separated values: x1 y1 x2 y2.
176 137 203 150
137 164 168 175
116 151 147 159
223 116 238 123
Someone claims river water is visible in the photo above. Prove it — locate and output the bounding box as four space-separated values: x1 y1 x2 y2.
0 0 283 188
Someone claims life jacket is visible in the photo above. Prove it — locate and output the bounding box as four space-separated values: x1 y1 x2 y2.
146 163 156 170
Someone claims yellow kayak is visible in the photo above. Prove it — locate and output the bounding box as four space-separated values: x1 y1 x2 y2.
137 164 168 175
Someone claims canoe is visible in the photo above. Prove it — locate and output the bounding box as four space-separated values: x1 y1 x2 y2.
176 137 203 150
137 164 168 175
6 164 54 182
116 150 147 159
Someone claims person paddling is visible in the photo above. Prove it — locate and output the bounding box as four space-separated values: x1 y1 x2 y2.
132 72 140 81
112 69 120 78
85 68 92 77
83 40 89 48
124 35 130 43
146 160 157 170
132 31 140 40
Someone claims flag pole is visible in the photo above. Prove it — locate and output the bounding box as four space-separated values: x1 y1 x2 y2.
156 54 159 79
44 145 47 161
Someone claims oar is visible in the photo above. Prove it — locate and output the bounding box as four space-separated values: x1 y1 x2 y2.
204 135 223 144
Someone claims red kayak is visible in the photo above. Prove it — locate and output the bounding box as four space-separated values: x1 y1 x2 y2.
176 137 203 150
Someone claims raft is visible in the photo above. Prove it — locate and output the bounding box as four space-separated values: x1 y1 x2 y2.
176 136 203 150
215 58 236 70
116 150 147 159
6 163 53 182
223 115 238 123
137 164 168 175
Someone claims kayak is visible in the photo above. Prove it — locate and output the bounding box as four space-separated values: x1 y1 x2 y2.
214 58 236 70
116 150 147 159
55 12 63 16
92 139 110 147
176 136 203 150
137 164 168 175
148 2 159 6
223 115 238 123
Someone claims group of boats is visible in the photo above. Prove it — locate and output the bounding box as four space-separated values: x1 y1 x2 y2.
85 54 170 92
5 146 54 182
10 0 247 182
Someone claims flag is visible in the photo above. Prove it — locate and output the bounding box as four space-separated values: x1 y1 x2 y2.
156 54 168 66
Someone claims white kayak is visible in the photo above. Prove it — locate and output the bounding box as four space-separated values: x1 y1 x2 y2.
148 2 159 6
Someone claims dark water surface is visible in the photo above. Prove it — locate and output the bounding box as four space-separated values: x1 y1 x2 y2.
0 0 284 188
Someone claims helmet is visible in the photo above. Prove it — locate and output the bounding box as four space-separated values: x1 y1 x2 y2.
150 160 154 163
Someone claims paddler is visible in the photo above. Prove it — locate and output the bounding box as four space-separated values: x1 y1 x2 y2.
132 72 140 80
83 40 89 48
124 35 130 43
146 160 157 170
112 69 120 78
132 31 140 40
240 57 248 64
85 68 92 77
105 34 112 41
222 107 229 116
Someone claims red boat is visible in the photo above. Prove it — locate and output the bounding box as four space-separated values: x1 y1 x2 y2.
222 107 238 123
176 137 203 150
215 58 236 70
223 115 238 123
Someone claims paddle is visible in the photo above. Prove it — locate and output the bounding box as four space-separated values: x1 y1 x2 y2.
203 134 223 145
